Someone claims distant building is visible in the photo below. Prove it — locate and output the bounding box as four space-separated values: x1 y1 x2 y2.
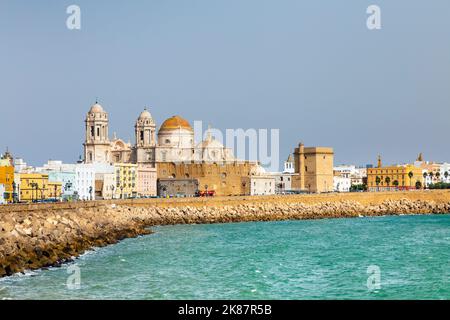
246 176 276 196
269 172 295 194
0 152 14 203
114 163 137 199
440 163 450 183
19 173 62 202
333 173 351 192
0 184 5 204
13 158 32 173
413 154 444 187
157 178 199 197
283 155 295 174
74 164 96 200
36 161 95 201
333 165 367 192
242 165 276 196
367 156 423 191
93 163 116 200
137 164 157 197
291 143 334 193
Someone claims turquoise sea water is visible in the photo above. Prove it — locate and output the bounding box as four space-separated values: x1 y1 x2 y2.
1 214 449 300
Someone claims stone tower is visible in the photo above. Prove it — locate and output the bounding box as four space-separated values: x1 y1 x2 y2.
292 142 334 193
133 108 156 166
83 102 111 163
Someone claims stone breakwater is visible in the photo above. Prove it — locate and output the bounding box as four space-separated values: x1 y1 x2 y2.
1 197 450 277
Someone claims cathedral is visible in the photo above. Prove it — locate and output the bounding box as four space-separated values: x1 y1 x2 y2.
83 102 236 166
83 102 258 196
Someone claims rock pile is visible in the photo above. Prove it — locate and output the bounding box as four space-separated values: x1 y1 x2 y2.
1 198 449 277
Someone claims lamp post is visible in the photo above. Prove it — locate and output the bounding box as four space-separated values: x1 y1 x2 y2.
89 186 93 201
64 181 73 201
29 182 37 203
111 185 115 200
12 181 16 203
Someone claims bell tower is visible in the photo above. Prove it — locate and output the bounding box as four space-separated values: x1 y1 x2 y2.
83 102 111 163
134 108 156 166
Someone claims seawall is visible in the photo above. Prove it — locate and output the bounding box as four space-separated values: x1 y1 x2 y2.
1 190 450 277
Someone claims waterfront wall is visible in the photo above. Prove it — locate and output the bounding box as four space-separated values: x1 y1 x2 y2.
1 190 450 277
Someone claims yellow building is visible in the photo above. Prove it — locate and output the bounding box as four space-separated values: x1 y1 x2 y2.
114 163 138 199
0 165 14 203
19 173 62 202
291 143 334 193
157 161 258 196
367 156 424 191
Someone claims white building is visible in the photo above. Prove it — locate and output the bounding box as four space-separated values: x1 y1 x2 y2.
248 165 276 195
283 155 295 174
333 175 351 192
14 174 21 202
440 163 450 183
92 163 116 199
0 184 5 204
268 172 295 194
333 165 367 192
13 158 33 173
74 164 96 200
36 161 96 201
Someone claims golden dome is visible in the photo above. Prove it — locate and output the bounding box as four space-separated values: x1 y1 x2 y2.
159 115 193 131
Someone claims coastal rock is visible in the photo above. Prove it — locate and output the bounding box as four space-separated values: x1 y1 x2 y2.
1 195 449 277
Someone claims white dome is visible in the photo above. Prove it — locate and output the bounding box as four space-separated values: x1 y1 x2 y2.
89 103 104 113
250 165 267 176
138 109 152 120
196 137 225 149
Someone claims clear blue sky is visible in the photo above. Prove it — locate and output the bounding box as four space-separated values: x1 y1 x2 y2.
1 0 450 170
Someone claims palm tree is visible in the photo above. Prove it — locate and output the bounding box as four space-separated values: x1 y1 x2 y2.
444 171 449 182
436 172 441 182
408 171 414 189
375 176 381 192
415 181 422 190
385 177 391 190
393 180 399 190
423 172 428 188
428 172 434 187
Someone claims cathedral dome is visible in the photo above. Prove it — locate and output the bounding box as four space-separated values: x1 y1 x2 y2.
159 115 193 132
89 103 104 113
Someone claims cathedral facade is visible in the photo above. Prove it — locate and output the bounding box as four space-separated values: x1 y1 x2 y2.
83 102 258 196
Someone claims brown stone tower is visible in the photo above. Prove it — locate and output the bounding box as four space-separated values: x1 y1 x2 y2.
292 142 334 193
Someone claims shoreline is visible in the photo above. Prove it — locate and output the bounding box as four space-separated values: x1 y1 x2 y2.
1 190 450 277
